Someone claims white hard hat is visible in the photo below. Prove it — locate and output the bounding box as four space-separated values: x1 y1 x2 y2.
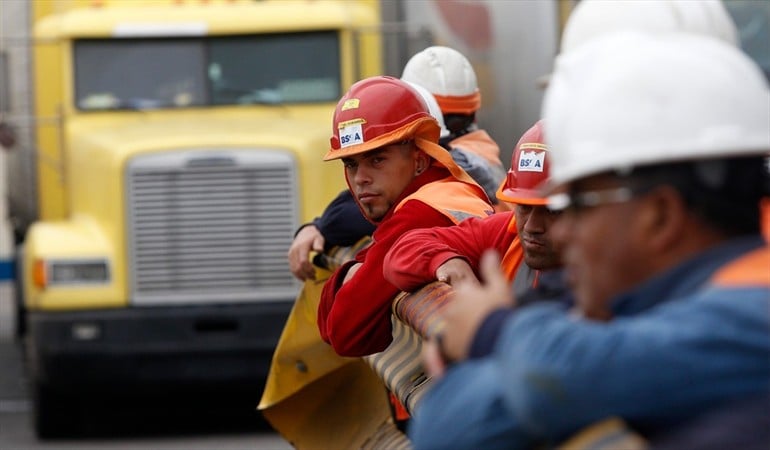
401 46 481 114
543 32 770 186
403 80 451 139
537 0 740 88
561 0 739 54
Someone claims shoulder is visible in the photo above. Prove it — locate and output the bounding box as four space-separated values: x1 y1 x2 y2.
400 178 493 223
380 199 454 232
451 129 499 147
710 246 770 288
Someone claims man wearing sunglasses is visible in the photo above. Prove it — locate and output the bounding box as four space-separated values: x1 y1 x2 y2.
407 33 770 450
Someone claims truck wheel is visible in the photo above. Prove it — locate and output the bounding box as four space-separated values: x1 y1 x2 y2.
33 383 81 439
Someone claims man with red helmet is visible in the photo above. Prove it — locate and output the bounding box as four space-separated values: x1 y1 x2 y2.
383 120 567 378
288 46 506 282
384 120 562 299
317 76 493 357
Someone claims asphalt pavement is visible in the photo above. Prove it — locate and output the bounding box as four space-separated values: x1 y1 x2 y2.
0 337 30 414
0 337 292 449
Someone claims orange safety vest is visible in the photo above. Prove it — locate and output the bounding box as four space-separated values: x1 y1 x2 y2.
710 245 770 287
449 129 504 170
395 176 494 223
450 130 513 212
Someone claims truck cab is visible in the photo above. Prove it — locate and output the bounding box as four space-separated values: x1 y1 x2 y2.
17 0 382 437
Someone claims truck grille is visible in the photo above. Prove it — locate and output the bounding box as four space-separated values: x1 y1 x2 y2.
126 150 299 306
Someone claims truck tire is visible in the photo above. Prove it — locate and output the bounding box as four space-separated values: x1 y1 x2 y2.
33 383 82 439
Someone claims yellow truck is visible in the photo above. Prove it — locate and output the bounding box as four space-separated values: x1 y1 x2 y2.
2 0 389 437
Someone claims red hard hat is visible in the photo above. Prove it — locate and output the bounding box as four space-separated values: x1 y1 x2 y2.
325 76 440 161
496 120 549 205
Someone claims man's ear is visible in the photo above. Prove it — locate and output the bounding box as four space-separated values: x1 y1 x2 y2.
639 186 688 252
415 151 430 175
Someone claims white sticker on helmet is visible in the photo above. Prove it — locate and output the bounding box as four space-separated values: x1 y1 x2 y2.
518 150 545 172
338 119 365 149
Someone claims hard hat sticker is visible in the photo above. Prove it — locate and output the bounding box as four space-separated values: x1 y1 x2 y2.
341 99 360 111
339 121 364 148
518 150 545 172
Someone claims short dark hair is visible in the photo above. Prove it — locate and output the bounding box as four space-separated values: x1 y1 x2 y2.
443 113 476 138
628 156 769 237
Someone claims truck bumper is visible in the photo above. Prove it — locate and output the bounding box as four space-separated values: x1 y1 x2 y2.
25 302 292 393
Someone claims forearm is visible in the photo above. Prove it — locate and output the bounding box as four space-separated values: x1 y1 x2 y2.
385 214 512 291
494 298 770 440
385 232 472 291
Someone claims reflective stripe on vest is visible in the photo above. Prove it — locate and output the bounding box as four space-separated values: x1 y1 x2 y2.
395 176 493 224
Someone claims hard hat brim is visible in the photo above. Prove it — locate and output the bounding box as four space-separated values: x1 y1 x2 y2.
433 91 481 115
324 117 439 161
496 179 548 205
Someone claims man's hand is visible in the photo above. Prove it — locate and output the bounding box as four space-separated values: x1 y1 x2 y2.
288 225 325 281
436 251 514 362
436 257 480 287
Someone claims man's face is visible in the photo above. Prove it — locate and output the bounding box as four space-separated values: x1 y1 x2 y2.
513 204 561 271
342 142 422 221
550 174 654 320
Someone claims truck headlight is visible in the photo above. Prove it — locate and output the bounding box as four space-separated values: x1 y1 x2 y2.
34 259 110 288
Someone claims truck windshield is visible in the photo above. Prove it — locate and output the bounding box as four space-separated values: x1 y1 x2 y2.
74 31 341 110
